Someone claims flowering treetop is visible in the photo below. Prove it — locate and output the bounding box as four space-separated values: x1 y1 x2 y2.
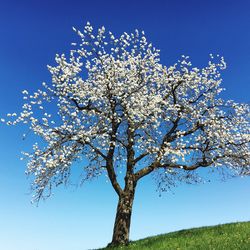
2 22 249 202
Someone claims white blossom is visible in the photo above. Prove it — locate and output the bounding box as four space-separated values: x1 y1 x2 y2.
1 22 249 202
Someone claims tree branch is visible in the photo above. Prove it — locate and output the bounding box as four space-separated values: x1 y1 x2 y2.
134 152 149 164
71 98 102 114
134 157 213 181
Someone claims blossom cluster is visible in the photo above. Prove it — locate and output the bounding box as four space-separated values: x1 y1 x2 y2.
2 22 249 201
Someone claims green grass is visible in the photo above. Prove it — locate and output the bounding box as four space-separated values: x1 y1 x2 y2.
98 221 250 250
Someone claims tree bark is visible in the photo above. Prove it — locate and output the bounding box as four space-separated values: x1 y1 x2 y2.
108 180 136 247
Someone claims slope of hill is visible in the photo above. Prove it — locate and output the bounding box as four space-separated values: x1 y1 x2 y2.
98 221 250 250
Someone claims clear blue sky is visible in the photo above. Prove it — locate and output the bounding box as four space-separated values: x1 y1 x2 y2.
0 1 250 250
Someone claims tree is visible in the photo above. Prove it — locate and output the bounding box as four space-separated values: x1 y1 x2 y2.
2 22 250 247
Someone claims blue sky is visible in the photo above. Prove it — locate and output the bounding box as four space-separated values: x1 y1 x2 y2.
0 0 250 249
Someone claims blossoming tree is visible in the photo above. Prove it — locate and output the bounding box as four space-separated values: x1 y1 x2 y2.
2 22 250 246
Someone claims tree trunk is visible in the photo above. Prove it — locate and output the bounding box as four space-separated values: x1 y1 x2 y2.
108 181 136 247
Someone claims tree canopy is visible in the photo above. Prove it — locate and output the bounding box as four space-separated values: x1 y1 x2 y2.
2 23 249 203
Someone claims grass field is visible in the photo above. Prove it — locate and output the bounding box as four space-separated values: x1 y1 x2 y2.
98 221 250 250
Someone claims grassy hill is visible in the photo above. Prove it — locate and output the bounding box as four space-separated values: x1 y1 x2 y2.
99 221 250 250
